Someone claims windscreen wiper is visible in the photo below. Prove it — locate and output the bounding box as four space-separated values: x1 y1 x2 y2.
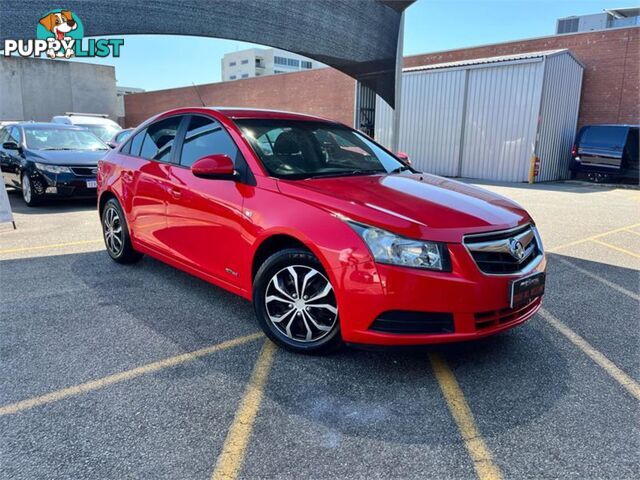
306 169 386 179
388 165 412 174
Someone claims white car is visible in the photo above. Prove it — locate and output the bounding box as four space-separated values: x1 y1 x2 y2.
52 113 121 143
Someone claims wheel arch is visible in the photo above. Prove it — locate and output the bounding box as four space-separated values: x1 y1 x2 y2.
251 233 313 282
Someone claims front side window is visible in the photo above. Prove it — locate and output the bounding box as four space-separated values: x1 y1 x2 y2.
237 120 409 179
179 116 239 167
23 127 107 151
140 116 182 162
0 127 8 144
115 130 132 143
9 127 21 144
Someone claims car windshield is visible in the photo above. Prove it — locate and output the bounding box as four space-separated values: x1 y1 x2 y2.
236 119 411 179
24 127 108 151
79 124 121 142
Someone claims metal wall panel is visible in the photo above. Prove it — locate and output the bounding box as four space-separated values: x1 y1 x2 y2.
461 61 544 182
535 54 584 181
375 51 583 182
375 69 466 176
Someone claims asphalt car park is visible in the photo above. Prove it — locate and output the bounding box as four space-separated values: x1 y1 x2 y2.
0 181 638 479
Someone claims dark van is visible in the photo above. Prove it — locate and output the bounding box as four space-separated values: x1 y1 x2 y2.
570 125 639 183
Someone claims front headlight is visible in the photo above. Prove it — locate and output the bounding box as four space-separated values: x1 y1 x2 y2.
34 163 72 174
348 221 450 271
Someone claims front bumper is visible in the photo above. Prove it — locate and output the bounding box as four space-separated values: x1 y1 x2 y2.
30 170 97 198
331 243 546 346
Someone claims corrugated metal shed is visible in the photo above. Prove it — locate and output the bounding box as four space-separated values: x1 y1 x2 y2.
375 49 584 182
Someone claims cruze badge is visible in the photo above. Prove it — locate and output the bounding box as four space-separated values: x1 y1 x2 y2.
508 238 526 260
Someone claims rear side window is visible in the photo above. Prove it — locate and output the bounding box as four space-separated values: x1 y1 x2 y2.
179 116 239 167
128 129 145 156
140 116 183 162
580 126 628 147
0 127 8 144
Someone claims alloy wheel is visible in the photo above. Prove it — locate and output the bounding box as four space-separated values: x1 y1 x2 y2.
103 206 124 256
22 175 32 203
264 265 338 343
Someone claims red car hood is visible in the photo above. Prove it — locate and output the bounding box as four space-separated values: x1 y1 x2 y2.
277 173 530 242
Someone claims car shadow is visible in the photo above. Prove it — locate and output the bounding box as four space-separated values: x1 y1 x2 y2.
7 188 97 214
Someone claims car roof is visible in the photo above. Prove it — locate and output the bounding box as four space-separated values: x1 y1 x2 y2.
581 124 640 128
9 122 87 129
158 107 340 124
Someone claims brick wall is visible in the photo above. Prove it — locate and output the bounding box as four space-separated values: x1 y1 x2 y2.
125 27 639 129
404 27 639 128
124 67 356 127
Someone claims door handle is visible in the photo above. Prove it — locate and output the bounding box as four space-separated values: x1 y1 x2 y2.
122 171 134 183
169 187 182 199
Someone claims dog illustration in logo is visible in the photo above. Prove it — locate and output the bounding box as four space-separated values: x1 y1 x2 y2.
39 10 77 59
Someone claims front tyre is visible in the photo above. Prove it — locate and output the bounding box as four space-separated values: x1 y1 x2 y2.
101 198 142 264
21 173 42 207
253 248 341 354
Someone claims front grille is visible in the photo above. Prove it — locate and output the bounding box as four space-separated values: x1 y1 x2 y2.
70 166 98 176
474 298 540 330
464 224 542 275
370 311 454 334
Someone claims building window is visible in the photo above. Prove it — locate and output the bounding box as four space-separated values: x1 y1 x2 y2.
241 73 249 78
287 58 299 67
229 75 236 80
229 61 236 66
274 56 287 66
274 70 285 74
241 59 249 64
301 60 312 69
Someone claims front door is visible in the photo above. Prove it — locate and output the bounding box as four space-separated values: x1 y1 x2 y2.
164 115 252 287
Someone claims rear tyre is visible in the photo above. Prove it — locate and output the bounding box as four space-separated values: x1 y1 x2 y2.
253 248 342 354
101 198 142 264
21 173 43 207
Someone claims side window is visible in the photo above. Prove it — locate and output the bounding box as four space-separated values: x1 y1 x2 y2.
0 128 8 144
140 116 182 162
116 130 130 143
128 129 145 156
9 127 21 144
179 116 239 167
120 138 132 155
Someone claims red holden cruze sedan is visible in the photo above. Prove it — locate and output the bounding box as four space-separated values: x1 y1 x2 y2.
97 107 546 353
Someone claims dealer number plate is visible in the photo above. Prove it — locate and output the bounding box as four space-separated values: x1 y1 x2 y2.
86 180 97 188
510 272 545 308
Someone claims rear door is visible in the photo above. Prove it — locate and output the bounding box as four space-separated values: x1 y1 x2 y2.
577 126 628 170
125 115 185 253
164 114 252 286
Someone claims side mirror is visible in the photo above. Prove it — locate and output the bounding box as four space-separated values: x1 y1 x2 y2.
106 142 117 149
396 151 411 165
191 154 237 180
2 141 19 150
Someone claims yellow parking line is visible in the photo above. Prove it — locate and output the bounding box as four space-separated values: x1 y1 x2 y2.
211 340 277 480
624 228 640 238
547 222 640 253
539 308 640 401
0 239 103 255
553 257 639 301
590 239 640 259
429 353 503 480
0 333 263 416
